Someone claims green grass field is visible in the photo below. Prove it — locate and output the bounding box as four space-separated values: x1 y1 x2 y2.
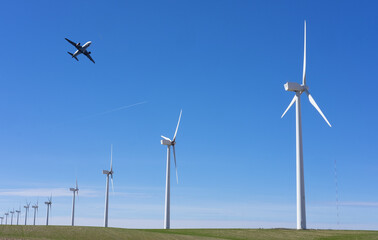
0 226 378 240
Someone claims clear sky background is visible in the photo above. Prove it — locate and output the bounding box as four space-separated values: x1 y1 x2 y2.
0 0 377 230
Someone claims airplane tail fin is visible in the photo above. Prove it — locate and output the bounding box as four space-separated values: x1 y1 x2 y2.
67 52 79 61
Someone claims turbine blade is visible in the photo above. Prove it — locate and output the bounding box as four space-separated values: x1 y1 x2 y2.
110 144 113 171
281 95 297 118
173 145 178 184
173 109 182 141
305 90 332 127
161 135 171 141
111 174 114 194
303 20 306 86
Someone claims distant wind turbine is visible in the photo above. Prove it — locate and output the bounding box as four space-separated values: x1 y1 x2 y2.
103 145 114 228
44 196 52 226
160 110 182 229
281 21 332 230
10 209 14 225
4 212 8 225
16 207 21 225
0 216 3 225
32 201 39 225
24 202 31 225
70 178 79 226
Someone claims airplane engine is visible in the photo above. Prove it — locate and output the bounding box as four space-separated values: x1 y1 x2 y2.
76 43 81 46
88 51 91 55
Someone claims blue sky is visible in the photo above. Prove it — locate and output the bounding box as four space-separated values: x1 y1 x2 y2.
0 0 377 229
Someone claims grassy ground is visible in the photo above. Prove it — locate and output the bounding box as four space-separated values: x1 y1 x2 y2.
0 226 378 240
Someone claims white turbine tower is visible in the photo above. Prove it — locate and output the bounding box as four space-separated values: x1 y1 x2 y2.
24 202 30 225
32 202 38 225
0 216 3 225
4 212 8 225
160 110 182 229
281 21 332 230
16 207 21 225
70 178 79 226
103 145 114 228
10 209 14 225
44 196 52 226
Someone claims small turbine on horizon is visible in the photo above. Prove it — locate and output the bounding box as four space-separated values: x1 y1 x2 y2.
32 201 39 225
4 212 9 225
103 145 114 228
15 207 21 225
44 196 52 226
70 178 79 226
10 209 14 225
160 110 182 229
24 202 31 225
281 21 332 230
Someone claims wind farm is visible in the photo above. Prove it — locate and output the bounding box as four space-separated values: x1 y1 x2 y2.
1 1 378 239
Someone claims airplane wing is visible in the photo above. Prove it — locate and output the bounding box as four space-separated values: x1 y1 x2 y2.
85 53 95 64
65 38 80 49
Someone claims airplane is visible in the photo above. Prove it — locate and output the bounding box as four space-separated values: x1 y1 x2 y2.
65 38 95 64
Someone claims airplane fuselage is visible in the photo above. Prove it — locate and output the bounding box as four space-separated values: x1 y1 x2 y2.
73 41 91 57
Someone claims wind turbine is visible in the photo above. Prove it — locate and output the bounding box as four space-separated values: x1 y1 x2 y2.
0 216 3 225
24 202 30 225
160 110 182 229
16 207 21 225
281 21 332 230
44 196 52 226
103 145 114 228
32 201 39 225
70 178 79 226
4 212 8 225
10 209 14 225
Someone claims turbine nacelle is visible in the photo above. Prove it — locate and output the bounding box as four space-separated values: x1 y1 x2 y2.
103 170 113 175
284 82 306 92
161 139 173 146
69 188 76 191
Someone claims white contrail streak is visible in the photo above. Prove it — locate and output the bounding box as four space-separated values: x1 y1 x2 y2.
78 101 147 120
49 101 147 129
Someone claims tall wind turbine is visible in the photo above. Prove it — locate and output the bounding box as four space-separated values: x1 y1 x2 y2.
16 207 21 225
24 202 30 225
4 212 8 225
32 202 38 225
10 209 14 225
44 196 52 226
281 21 332 230
160 110 182 229
70 178 79 226
103 145 114 228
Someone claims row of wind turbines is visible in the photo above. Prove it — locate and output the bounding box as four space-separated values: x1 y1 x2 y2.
0 109 182 229
1 21 330 230
0 197 52 226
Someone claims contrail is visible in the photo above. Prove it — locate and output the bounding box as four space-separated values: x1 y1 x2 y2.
78 101 147 120
50 101 147 129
